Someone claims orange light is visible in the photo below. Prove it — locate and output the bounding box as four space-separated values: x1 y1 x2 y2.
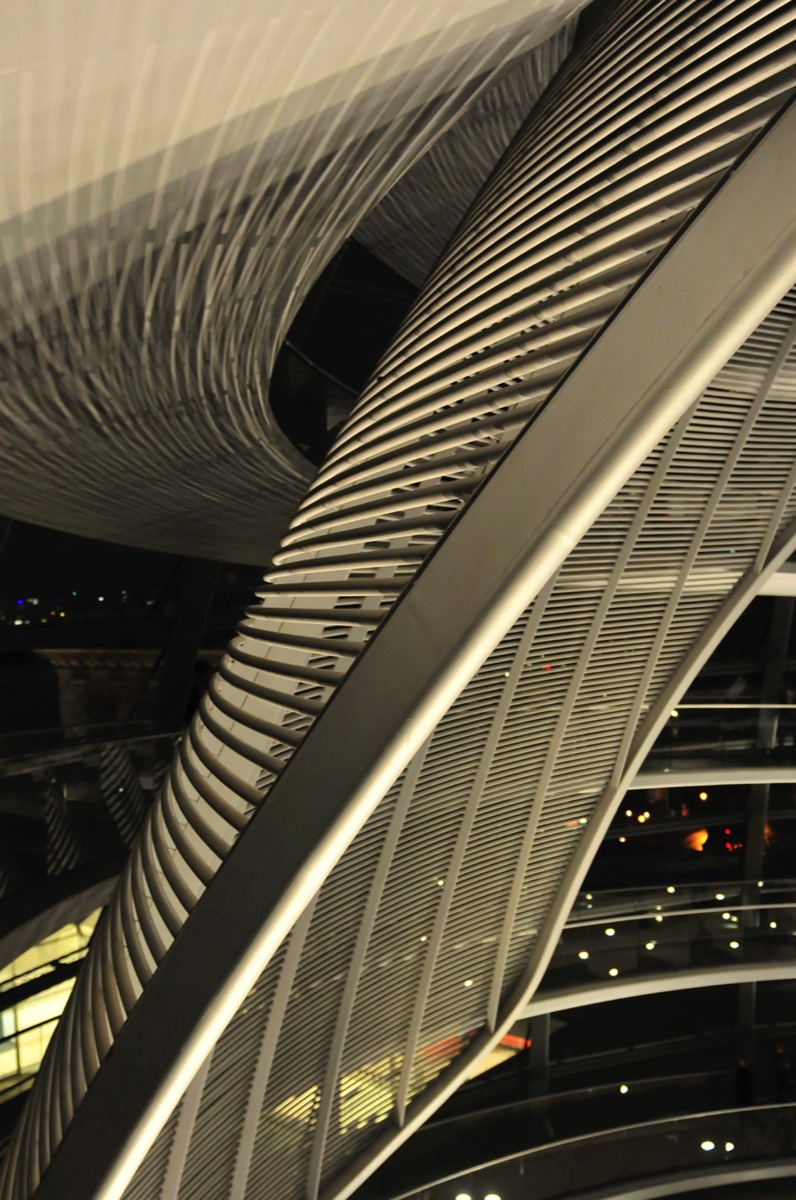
500 1034 531 1051
699 791 708 801
637 814 646 823
684 828 709 852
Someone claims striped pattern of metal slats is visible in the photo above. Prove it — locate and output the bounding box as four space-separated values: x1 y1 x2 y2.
98 744 149 849
355 21 576 286
43 780 85 878
0 3 576 562
4 2 796 1199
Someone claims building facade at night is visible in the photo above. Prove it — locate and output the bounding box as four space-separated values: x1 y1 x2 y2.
2 2 796 1199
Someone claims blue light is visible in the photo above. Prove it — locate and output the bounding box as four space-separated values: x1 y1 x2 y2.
16 599 23 606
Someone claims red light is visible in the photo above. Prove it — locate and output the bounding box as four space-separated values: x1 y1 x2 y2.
422 1034 466 1062
500 1034 532 1051
542 663 552 671
725 841 732 851
724 828 731 836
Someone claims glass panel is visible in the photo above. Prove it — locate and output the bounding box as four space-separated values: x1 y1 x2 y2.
0 910 101 1090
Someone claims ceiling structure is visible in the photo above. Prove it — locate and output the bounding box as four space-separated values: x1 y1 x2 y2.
0 0 581 562
3 3 796 1200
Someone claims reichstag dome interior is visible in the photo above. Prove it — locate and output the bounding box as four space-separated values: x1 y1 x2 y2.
2 1 796 1198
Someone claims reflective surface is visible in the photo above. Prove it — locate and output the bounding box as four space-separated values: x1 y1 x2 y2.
0 912 99 1099
545 882 796 1000
405 1106 796 1200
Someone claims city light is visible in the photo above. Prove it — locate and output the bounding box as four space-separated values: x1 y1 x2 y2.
3 8 795 1187
455 1194 472 1200
684 828 708 852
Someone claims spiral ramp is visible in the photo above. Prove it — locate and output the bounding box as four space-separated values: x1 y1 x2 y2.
4 2 796 1200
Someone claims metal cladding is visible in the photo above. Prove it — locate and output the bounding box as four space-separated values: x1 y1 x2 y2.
0 0 578 562
355 24 575 287
4 2 796 1200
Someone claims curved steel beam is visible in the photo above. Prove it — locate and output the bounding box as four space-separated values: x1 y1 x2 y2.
17 91 796 1200
319 101 796 1200
525 962 796 1019
575 1166 796 1200
632 765 796 789
380 1108 796 1200
381 542 796 1200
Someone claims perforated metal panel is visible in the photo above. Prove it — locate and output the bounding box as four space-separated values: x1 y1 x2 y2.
4 3 796 1199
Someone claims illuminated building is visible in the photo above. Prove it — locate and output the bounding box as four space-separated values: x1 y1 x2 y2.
2 2 796 1199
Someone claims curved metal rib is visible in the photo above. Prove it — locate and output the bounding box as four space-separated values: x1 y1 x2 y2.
11 76 796 1200
527 964 796 1019
6 6 796 1200
0 2 573 561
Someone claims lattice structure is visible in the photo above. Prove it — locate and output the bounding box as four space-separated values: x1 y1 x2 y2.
3 3 796 1200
